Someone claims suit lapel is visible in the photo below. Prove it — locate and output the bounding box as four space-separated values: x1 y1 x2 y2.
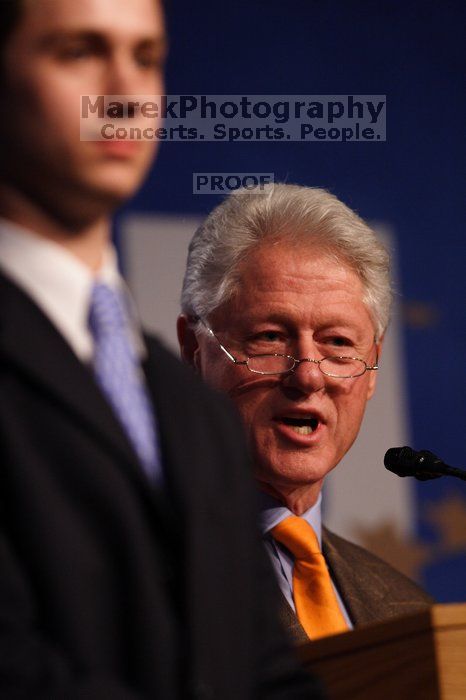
140 336 186 534
0 271 147 478
141 334 192 518
277 595 309 645
322 527 383 626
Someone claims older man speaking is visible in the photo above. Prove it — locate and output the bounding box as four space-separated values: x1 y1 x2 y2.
178 184 432 644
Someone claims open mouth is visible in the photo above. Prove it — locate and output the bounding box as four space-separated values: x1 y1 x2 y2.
280 416 320 435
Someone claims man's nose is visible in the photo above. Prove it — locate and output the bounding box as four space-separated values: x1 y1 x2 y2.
282 357 326 394
105 54 144 95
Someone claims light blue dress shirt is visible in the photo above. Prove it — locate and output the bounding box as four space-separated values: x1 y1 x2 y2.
259 492 353 629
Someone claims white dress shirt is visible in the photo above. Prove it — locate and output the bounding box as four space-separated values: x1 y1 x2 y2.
0 217 144 362
260 492 353 628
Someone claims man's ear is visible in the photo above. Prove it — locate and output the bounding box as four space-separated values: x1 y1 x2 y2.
367 336 384 400
177 314 201 372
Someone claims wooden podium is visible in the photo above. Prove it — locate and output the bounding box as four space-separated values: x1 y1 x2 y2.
299 604 466 699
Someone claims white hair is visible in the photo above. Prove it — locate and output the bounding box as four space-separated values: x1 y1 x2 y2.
181 183 392 340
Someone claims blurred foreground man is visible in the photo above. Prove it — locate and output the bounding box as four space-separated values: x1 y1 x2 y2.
0 2 322 697
178 184 432 644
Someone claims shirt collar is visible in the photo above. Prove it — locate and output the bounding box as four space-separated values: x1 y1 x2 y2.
258 491 323 549
0 217 139 361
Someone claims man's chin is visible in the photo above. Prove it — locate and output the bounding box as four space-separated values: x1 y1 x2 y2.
77 148 153 198
79 173 146 210
260 446 335 478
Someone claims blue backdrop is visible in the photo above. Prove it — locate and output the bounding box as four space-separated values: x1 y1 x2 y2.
117 0 466 601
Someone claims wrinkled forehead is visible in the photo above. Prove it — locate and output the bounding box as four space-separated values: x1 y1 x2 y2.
211 241 373 330
235 240 364 297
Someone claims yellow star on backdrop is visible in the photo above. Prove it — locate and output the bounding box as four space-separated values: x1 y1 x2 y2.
352 520 432 582
425 493 466 555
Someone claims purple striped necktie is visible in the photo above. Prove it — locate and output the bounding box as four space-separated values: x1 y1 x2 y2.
88 282 161 481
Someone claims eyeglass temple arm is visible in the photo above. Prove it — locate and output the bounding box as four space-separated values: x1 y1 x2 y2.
366 352 379 371
193 315 246 366
215 337 243 364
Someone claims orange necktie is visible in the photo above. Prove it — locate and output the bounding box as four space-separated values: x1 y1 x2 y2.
271 516 349 640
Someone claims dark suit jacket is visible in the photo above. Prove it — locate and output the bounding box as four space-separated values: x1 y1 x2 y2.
280 527 434 645
0 271 321 699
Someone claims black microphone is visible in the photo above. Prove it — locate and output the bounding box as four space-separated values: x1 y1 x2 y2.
384 446 466 482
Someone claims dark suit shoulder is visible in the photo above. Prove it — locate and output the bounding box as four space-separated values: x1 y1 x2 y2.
143 332 242 421
322 526 433 626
